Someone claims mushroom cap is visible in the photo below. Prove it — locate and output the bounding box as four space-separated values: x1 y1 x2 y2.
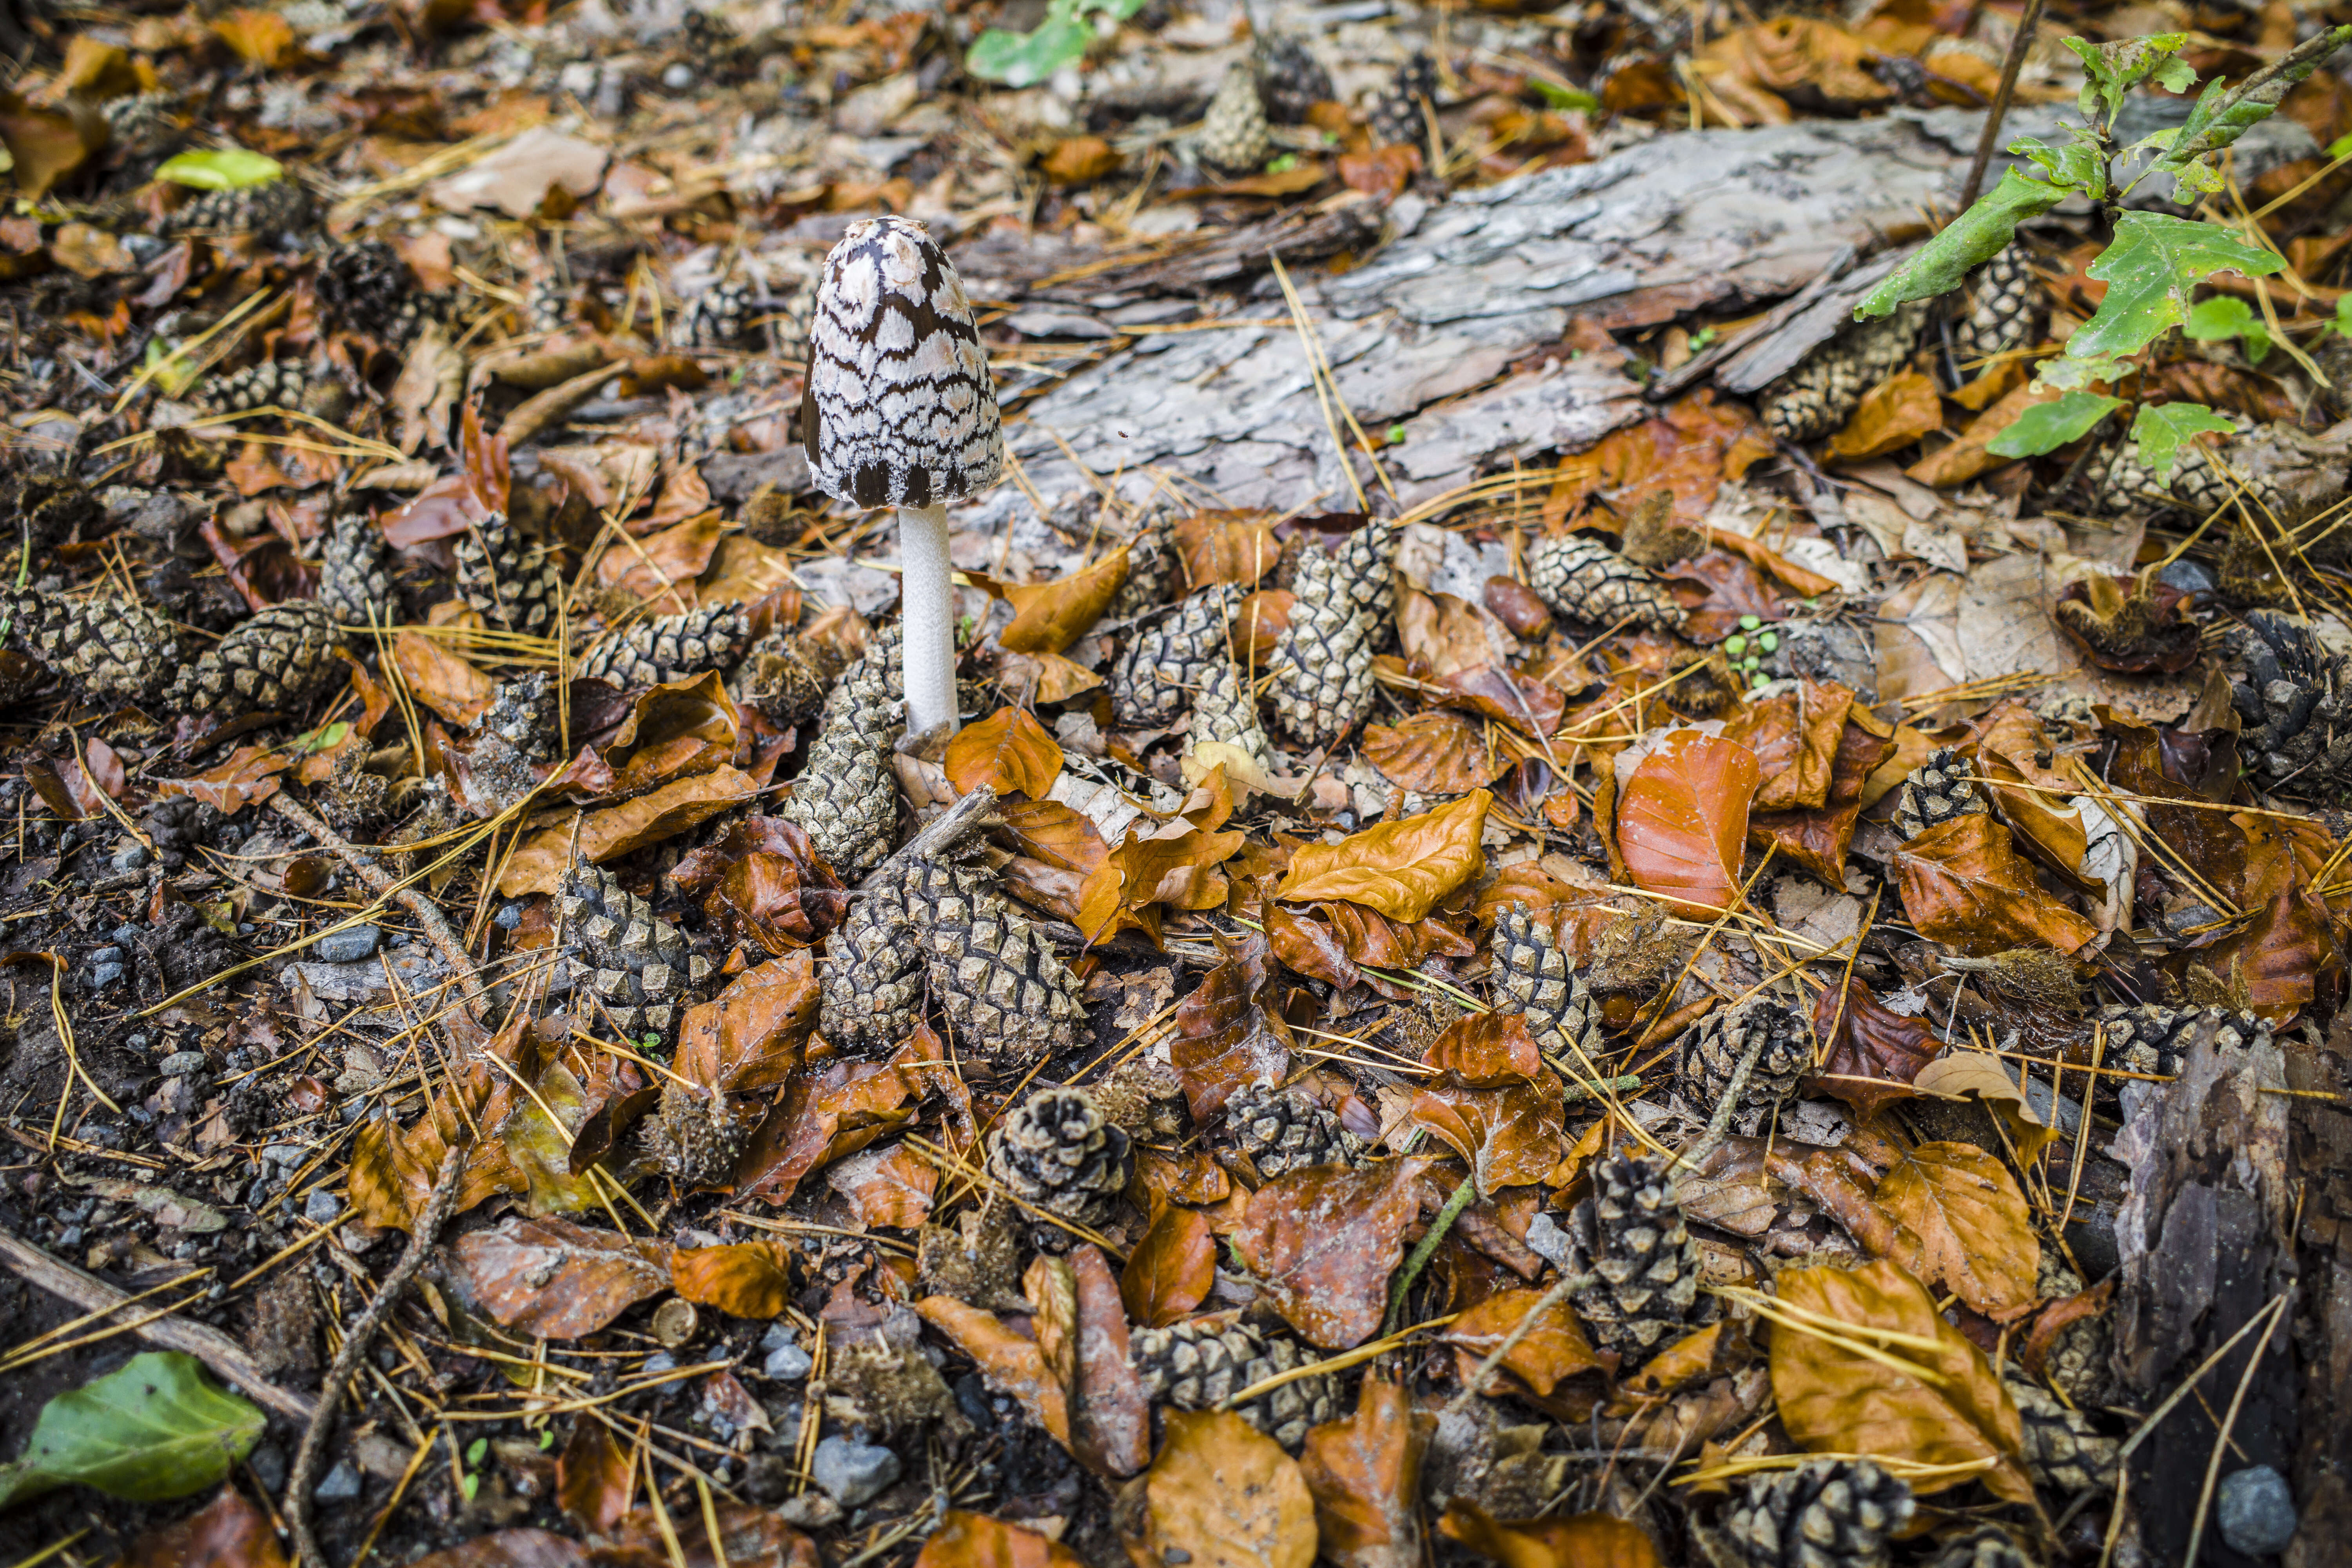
802 215 1004 511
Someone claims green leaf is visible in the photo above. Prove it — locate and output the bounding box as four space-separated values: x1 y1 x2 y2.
2033 354 2132 392
2064 34 2189 125
2156 25 2352 174
2154 58 2198 93
2336 292 2352 340
0 1353 265 1507
2129 400 2237 482
1985 391 2123 458
2185 294 2269 361
2069 212 2282 361
154 148 284 191
1532 78 1599 111
142 336 200 398
965 12 1091 86
2332 131 2352 160
2011 133 2107 199
1855 167 2069 320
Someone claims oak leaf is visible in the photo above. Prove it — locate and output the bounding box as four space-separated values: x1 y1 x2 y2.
1235 1161 1425 1350
1616 731 1760 914
1275 790 1488 922
1298 1375 1427 1568
946 707 1063 797
1126 1411 1316 1568
1893 813 2100 956
1872 1142 2041 1320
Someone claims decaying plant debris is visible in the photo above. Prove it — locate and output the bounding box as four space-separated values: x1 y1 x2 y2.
5 0 2352 1566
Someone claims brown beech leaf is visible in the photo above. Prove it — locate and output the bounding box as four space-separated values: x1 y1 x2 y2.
1826 370 1943 462
1126 1411 1316 1568
602 1500 818 1568
1872 1142 2040 1321
1122 1204 1216 1327
597 671 743 798
449 1215 673 1339
598 510 721 610
1275 790 1488 922
498 766 768 896
668 817 850 953
1666 551 1783 646
398 1532 586 1568
1909 1052 2058 1163
673 951 820 1096
999 799 1114 931
734 1061 917 1203
1235 1161 1425 1350
1424 1012 1545 1087
1363 712 1508 795
1722 679 1851 813
1170 935 1293 1122
917 1295 1071 1445
157 745 292 817
912 1512 1086 1568
1298 1375 1427 1568
1069 1245 1152 1478
2209 877 2343 1017
671 1240 795 1318
1409 1082 1567 1196
1771 1259 2031 1501
1617 731 1760 915
1747 716 1895 887
1806 977 1936 1117
556 1421 633 1534
1972 702 2088 877
946 707 1063 797
1892 813 2100 957
124 1488 289 1568
1176 510 1281 588
393 631 494 724
1439 1287 1603 1397
1026 1254 1080 1430
1436 1504 1661 1568
827 1143 937 1229
1001 549 1127 653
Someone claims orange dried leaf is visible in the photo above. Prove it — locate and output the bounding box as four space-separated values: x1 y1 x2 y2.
1121 1204 1217 1328
672 1240 795 1319
392 631 493 724
1235 1162 1424 1350
1362 712 1508 795
913 1512 1086 1568
123 1488 289 1568
917 1296 1071 1445
946 707 1063 798
1439 1287 1602 1397
1825 370 1944 462
1892 813 2101 956
447 1215 672 1339
674 950 821 1096
1298 1375 1426 1568
1872 1141 2042 1321
1175 510 1281 588
1436 1504 1661 1568
1616 731 1760 914
1126 1411 1316 1568
1068 1245 1152 1478
556 1421 633 1534
156 745 292 817
1000 549 1128 653
1275 790 1488 922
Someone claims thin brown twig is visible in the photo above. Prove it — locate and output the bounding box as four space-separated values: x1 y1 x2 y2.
1959 0 2046 210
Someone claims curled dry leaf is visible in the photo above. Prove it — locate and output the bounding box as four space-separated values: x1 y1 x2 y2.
1892 813 2101 957
1275 790 1489 923
1721 679 1851 814
1176 510 1281 588
827 1142 938 1229
1298 1375 1427 1568
1234 1160 1425 1350
734 1061 917 1204
1909 1051 2059 1163
945 707 1063 798
1409 1082 1566 1195
1807 977 1936 1117
499 765 768 897
1125 1410 1317 1568
1121 1203 1216 1328
1440 1287 1604 1397
916 1294 1071 1446
1825 370 1944 462
1872 1140 2041 1321
393 631 494 725
671 1240 795 1319
156 746 292 817
998 799 1115 932
1170 934 1294 1122
1770 1258 2031 1501
1615 730 1760 915
669 818 850 953
448 1215 673 1340
673 951 821 1097
598 510 722 609
1000 549 1129 653
912 1512 1086 1568
1068 1245 1152 1479
1362 712 1509 795
1746 713 1895 887
1424 1012 1546 1088
1437 1504 1661 1568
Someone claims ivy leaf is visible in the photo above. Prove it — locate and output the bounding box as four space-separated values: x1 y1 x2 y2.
1984 391 2122 458
2157 26 2352 174
0 1352 266 1506
2069 212 2282 361
2130 401 2238 483
154 147 283 189
2184 295 2269 363
1855 168 2068 320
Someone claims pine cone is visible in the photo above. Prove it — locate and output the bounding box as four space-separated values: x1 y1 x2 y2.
164 180 314 241
730 630 846 726
1256 34 1335 123
318 510 396 626
5 590 180 704
906 858 1088 1065
1893 746 1985 840
677 279 754 349
1129 1318 1337 1450
1265 523 1395 747
1951 246 2040 372
1562 1150 1704 1363
559 864 713 1044
1224 1083 1366 1178
1490 905 1606 1063
1106 506 1179 621
1112 584 1238 728
1364 49 1436 149
1524 535 1680 633
987 1086 1131 1235
2007 1374 2117 1493
779 627 902 877
1677 999 1808 1120
524 278 573 336
1760 303 1927 443
2226 611 2352 797
453 512 564 637
460 674 564 812
315 239 416 328
578 606 748 689
201 359 307 415
2034 1256 2112 1409
1926 1526 2035 1568
818 877 926 1060
1199 61 1272 174
103 91 185 156
2090 1002 2269 1078
2080 428 2283 521
167 601 344 719
1189 656 1276 774
638 1080 745 1187
1708 1458 1914 1568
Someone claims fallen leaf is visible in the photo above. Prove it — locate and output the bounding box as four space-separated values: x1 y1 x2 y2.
1826 370 1943 462
1176 510 1281 588
1121 1204 1216 1327
672 1241 795 1319
212 8 296 65
1042 136 1124 187
1616 731 1761 915
1907 379 2060 488
1439 1287 1603 1397
156 746 291 817
945 707 1063 798
1720 679 1851 813
122 1488 288 1568
392 632 494 725
734 1061 917 1203
1872 1141 2041 1321
1235 1161 1424 1350
1747 715 1896 886
1275 790 1489 922
398 1531 587 1568
1298 1375 1426 1568
1339 144 1419 200
602 1499 818 1568
917 1295 1070 1445
2208 877 2343 1018
427 126 610 220
1893 813 2101 956
1069 1245 1152 1478
1410 1083 1565 1196
448 1215 673 1339
1909 1052 2059 1163
912 1512 1085 1568
598 510 722 611
668 819 850 954
1170 935 1294 1122
1568 388 1774 530
1806 977 1936 1117
827 1143 937 1229
0 92 102 200
1424 1012 1545 1087
1771 1258 2031 1501
1000 550 1128 653
498 766 768 896
1436 1504 1661 1568
556 1422 632 1534
1000 799 1117 931
1362 712 1509 795
1125 1411 1316 1568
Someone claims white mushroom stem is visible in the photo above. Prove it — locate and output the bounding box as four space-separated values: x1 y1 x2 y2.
898 501 960 739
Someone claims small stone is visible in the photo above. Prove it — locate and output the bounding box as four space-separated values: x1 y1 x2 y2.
315 924 382 963
811 1436 900 1506
641 1352 677 1376
265 1142 307 1167
759 1321 797 1350
303 1190 342 1225
111 845 149 872
314 1459 363 1503
114 925 141 945
662 62 694 89
91 962 125 989
2218 1465 2298 1556
764 1343 813 1381
249 1443 287 1494
159 1051 207 1077
90 946 123 966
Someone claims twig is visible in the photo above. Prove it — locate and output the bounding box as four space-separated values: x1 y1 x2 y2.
1959 0 2046 209
1441 1266 1597 1416
0 1228 314 1423
289 1144 467 1568
267 793 485 1005
1383 1171 1476 1336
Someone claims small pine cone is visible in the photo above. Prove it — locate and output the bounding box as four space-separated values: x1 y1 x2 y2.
1708 1458 1914 1568
1256 35 1335 123
2090 1002 2268 1079
165 180 314 240
1112 584 1237 728
524 278 573 336
1893 746 1985 840
729 630 846 726
1189 656 1275 773
1105 507 1179 621
638 1080 746 1187
315 239 416 327
907 859 1088 1065
559 864 713 1044
1264 524 1395 746
2034 1256 2112 1409
2170 430 2283 519
1524 535 1680 633
202 359 307 415
383 292 447 348
9 470 96 549
1224 1083 1366 1179
2007 1374 2117 1494
676 279 753 349
1562 1150 1703 1362
1199 61 1272 174
779 628 902 877
318 510 396 626
4 590 180 704
167 601 343 719
452 512 564 637
1677 999 1808 1120
1951 246 2040 372
1760 303 1926 443
987 1086 1132 1234
1926 1526 2035 1568
1489 905 1606 1063
1364 49 1437 149
472 672 564 764
103 91 185 155
1129 1318 1337 1450
818 878 926 1060
2226 610 2352 797
578 606 749 689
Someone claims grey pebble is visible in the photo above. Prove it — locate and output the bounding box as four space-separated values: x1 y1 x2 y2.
662 62 694 90
314 924 381 963
811 1436 899 1507
303 1190 343 1225
313 1459 363 1503
91 961 125 989
763 1344 813 1381
159 1051 207 1077
2218 1465 2298 1556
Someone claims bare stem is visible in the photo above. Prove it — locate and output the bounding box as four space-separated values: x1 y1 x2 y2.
897 501 959 740
1958 0 2046 209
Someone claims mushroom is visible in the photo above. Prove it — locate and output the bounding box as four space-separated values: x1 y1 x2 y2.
802 216 1004 741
